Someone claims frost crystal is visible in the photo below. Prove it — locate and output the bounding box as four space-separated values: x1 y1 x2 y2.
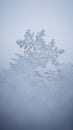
13 30 65 79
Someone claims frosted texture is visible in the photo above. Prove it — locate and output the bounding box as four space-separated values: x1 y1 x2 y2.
0 30 73 130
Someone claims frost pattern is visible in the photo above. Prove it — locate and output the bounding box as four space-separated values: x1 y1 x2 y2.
16 30 64 67
11 30 65 79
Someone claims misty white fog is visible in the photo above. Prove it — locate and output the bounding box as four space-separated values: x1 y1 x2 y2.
0 0 73 130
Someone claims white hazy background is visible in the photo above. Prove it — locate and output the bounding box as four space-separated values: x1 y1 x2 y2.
0 0 73 71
